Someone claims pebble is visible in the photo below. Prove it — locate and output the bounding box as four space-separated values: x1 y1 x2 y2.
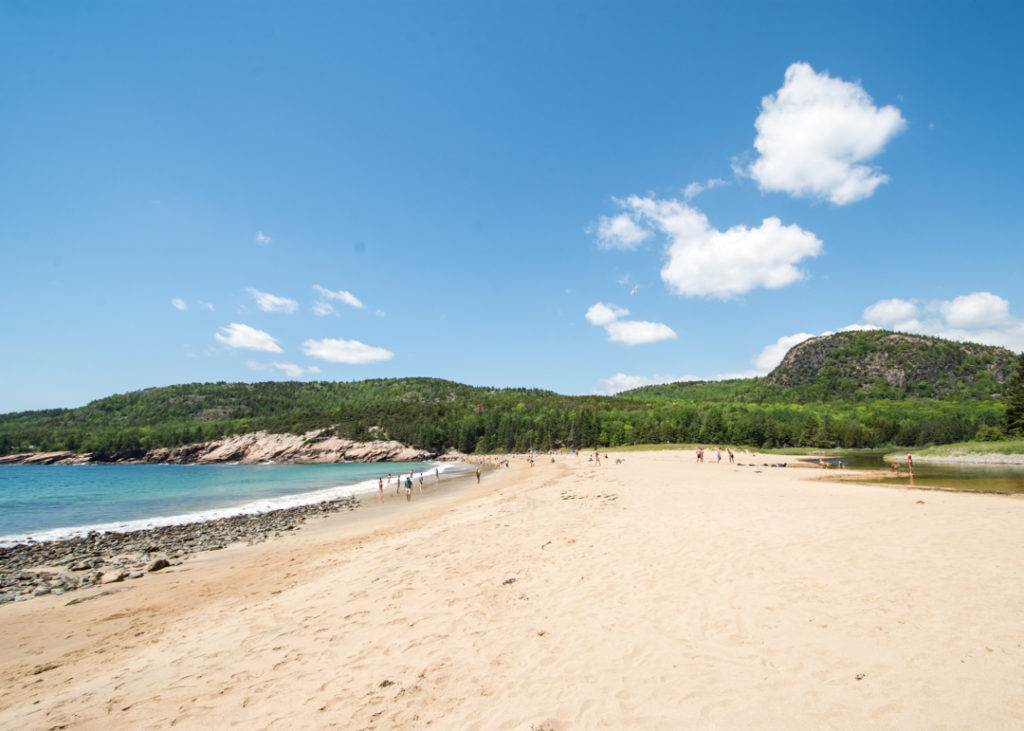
0 495 360 604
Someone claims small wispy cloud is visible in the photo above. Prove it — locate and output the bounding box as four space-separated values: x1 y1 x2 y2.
592 210 652 251
302 337 393 364
256 231 272 246
683 178 726 201
313 285 364 310
215 323 283 353
586 302 677 346
312 301 335 317
171 298 187 311
594 372 700 395
246 360 318 378
246 288 298 314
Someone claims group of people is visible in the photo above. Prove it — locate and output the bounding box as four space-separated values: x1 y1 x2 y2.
696 447 735 464
378 468 440 502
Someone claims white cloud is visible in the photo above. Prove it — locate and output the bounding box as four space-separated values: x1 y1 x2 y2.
312 301 335 317
256 231 272 246
246 288 299 314
215 323 283 353
862 298 919 328
198 301 215 312
171 298 187 311
605 320 678 346
246 361 320 378
272 362 306 378
586 301 676 346
585 302 629 327
939 292 1012 329
313 285 364 309
594 212 651 251
595 372 700 395
608 196 822 299
857 291 1024 352
753 332 818 372
302 338 394 364
744 62 906 205
683 178 726 201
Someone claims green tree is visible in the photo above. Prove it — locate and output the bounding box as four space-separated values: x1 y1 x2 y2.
1002 352 1024 436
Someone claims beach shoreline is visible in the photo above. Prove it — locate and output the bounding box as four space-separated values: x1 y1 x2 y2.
0 462 483 604
2 450 1023 728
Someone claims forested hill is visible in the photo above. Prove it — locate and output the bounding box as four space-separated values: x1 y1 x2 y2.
0 378 630 457
620 330 1016 404
0 332 1017 457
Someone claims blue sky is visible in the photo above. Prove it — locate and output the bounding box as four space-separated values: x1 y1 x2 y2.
2 1 1023 413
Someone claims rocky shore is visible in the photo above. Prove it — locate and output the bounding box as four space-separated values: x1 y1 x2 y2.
0 430 441 466
0 494 360 605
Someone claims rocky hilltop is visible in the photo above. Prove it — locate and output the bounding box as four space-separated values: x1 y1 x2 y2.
0 430 439 466
765 330 1015 398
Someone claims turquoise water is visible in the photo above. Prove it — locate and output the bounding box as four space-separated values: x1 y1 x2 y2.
0 462 459 545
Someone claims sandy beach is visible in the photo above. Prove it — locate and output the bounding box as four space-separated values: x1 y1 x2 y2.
2 451 1024 729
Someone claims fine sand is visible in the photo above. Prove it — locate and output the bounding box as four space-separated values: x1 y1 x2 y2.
2 451 1024 729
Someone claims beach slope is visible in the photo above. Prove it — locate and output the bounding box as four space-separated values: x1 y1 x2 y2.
2 451 1023 728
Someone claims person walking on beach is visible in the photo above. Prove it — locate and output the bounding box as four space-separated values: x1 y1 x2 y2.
378 476 384 502
435 467 440 483
476 467 481 483
418 473 424 494
405 475 413 501
728 449 734 464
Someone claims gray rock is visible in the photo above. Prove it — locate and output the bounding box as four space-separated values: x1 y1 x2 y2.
146 558 170 572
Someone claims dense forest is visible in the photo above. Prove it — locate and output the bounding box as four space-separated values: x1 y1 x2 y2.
0 331 1017 458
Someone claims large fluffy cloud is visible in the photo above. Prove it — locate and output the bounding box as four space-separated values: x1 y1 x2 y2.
214 323 283 353
744 62 906 205
609 195 822 299
862 298 920 329
586 302 677 345
302 338 394 364
939 292 1013 329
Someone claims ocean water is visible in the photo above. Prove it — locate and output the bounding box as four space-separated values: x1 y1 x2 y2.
0 461 461 546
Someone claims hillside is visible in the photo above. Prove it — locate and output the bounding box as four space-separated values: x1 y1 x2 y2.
765 330 1014 399
621 330 1015 404
0 332 1016 458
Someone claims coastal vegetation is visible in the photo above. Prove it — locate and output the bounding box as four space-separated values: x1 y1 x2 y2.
0 331 1017 459
883 438 1024 461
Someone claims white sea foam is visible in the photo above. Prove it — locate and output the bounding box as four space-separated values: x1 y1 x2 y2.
0 461 465 547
